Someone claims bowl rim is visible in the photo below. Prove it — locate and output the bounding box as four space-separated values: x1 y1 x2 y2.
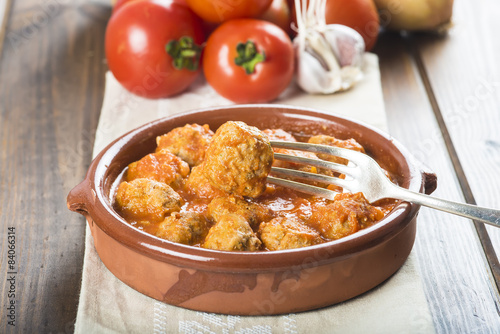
70 104 426 273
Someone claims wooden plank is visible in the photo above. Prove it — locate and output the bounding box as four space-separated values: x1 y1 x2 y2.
0 0 110 332
374 33 500 333
413 0 500 291
409 39 500 292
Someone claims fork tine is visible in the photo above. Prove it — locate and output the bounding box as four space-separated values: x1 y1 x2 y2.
273 153 352 176
267 176 339 200
270 167 352 190
270 140 365 164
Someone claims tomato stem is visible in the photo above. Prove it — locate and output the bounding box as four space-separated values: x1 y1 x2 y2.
166 36 202 71
234 40 266 74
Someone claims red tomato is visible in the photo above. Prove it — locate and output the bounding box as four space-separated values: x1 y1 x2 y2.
112 0 136 14
105 1 205 98
259 0 293 36
292 0 379 51
112 0 188 15
203 19 294 103
186 0 273 23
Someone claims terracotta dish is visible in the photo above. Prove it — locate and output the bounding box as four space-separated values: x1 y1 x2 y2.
67 105 437 315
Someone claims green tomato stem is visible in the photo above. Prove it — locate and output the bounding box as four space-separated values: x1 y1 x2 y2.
166 36 202 71
234 40 266 74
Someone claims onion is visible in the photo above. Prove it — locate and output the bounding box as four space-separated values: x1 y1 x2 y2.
293 0 365 94
375 0 454 31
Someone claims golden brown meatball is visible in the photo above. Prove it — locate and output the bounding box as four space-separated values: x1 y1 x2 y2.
262 128 297 142
156 124 214 167
155 212 210 245
308 135 366 191
115 178 183 222
259 217 323 251
207 196 274 229
263 128 317 170
202 214 261 251
309 192 384 240
184 164 226 200
126 151 190 190
308 135 365 165
203 121 274 198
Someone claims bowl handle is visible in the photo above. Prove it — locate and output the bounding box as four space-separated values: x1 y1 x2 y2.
422 170 437 195
67 179 93 217
409 153 437 195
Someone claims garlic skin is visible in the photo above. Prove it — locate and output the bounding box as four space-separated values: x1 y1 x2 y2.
324 24 365 68
375 0 454 31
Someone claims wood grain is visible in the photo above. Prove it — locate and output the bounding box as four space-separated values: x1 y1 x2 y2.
0 0 110 332
409 36 500 293
374 32 500 332
412 0 500 292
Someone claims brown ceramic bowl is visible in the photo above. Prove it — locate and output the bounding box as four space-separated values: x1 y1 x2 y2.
67 104 436 315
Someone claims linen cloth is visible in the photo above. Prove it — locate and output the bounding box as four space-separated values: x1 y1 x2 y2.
74 54 435 333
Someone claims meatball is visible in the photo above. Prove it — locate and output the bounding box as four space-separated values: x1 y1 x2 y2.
308 135 365 191
203 121 274 198
263 128 317 170
115 178 183 222
259 217 323 251
262 128 297 142
156 124 214 167
202 214 261 251
155 212 210 245
308 135 365 165
207 195 274 229
184 164 226 200
126 151 190 190
309 192 384 240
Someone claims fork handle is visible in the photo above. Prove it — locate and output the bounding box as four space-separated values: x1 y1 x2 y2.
394 187 500 227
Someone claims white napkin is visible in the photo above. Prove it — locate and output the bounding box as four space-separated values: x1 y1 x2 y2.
75 54 435 333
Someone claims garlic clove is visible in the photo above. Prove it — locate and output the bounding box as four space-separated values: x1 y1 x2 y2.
295 48 343 94
323 24 365 68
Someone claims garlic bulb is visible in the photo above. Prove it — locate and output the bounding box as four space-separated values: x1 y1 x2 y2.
293 0 365 94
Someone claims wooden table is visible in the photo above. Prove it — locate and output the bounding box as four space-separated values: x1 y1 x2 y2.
1 0 499 332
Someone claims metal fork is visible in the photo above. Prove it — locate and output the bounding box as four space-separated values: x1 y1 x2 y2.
268 140 500 228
